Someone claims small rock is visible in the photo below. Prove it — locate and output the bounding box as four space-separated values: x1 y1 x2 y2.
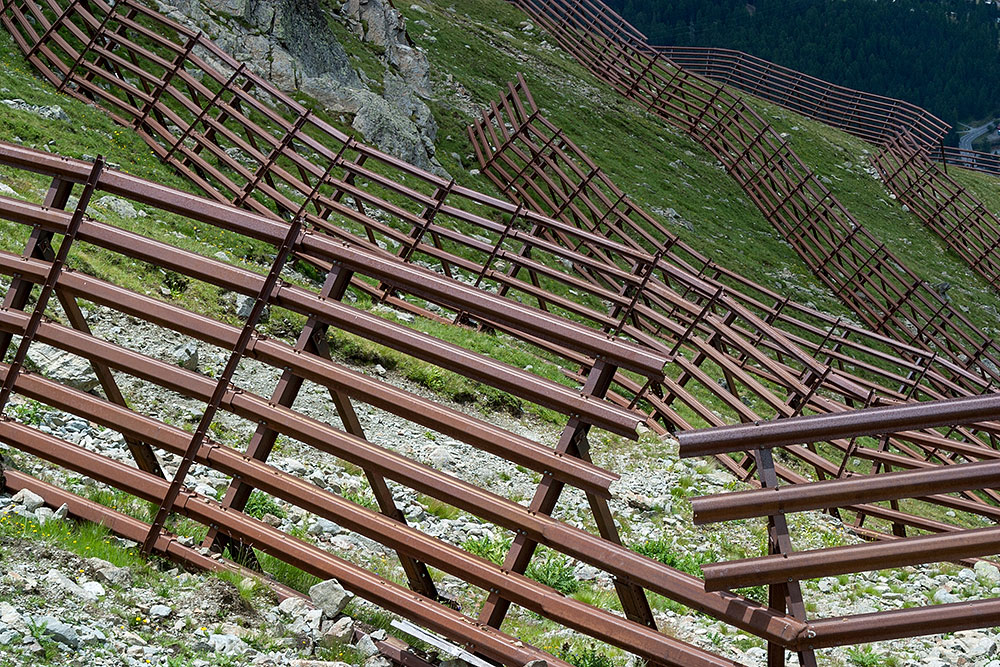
308 517 343 536
235 294 269 321
95 565 131 587
27 343 99 391
319 616 354 646
974 560 1000 583
52 503 68 520
354 633 379 658
278 597 312 618
933 588 960 604
95 195 142 219
309 579 355 617
172 341 199 371
207 633 250 656
11 489 44 512
45 569 89 599
80 581 105 598
33 616 79 648
149 605 172 619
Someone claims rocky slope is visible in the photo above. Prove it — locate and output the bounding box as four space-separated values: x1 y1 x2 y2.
5 300 1000 666
156 0 442 173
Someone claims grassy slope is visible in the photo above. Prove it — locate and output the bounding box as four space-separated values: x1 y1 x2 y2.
401 0 1000 338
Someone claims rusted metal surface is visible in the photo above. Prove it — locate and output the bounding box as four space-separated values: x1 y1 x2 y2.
650 47 1000 299
0 0 997 660
467 75 1000 545
506 0 1000 390
0 142 807 666
677 390 1000 661
872 134 1000 293
656 45 950 150
655 45 1000 181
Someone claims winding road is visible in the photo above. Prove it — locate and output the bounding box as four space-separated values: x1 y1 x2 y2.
959 121 994 151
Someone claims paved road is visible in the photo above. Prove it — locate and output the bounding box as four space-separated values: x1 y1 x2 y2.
959 121 993 151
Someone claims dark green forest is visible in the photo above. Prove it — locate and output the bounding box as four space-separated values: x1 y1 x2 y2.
606 0 1000 140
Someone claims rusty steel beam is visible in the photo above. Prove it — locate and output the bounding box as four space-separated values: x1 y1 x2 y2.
678 392 1000 457
0 309 801 642
701 525 1000 590
690 458 1000 524
0 420 577 667
0 246 617 497
0 184 642 438
507 0 1000 388
0 411 758 667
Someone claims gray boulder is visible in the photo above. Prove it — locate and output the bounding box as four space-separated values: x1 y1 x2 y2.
11 488 44 512
31 616 79 648
309 579 355 617
27 343 99 392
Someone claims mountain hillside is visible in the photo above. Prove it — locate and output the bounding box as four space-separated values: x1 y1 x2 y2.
2 1 1000 666
606 0 1000 137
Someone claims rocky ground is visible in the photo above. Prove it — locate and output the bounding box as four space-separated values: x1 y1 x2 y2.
0 487 398 667
3 302 1000 666
155 0 443 173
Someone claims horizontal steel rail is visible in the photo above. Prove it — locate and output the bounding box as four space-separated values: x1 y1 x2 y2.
690 457 1000 524
678 392 1000 457
701 525 1000 590
873 134 1000 295
0 148 825 664
656 46 948 150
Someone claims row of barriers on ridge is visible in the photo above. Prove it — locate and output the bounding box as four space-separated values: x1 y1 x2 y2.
4 0 997 450
652 43 1000 296
656 45 951 150
0 144 770 667
468 73 1000 543
506 0 1000 392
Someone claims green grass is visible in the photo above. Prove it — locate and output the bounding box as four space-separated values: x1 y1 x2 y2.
243 491 287 520
400 0 848 313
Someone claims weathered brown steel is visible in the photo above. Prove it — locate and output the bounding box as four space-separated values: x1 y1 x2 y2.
142 215 304 554
0 146 818 665
679 392 1000 457
703 524 1000 590
0 0 998 657
656 45 949 150
678 389 1000 658
506 0 1000 389
872 134 1000 293
468 75 1000 541
639 44 1000 300
655 45 1000 181
691 457 1000 524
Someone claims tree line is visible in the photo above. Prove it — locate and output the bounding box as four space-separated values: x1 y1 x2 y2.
605 0 1000 143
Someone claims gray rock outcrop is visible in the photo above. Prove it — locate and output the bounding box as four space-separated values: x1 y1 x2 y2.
157 0 442 172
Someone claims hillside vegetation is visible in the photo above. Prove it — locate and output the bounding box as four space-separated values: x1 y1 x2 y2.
400 0 1000 337
606 0 1000 136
